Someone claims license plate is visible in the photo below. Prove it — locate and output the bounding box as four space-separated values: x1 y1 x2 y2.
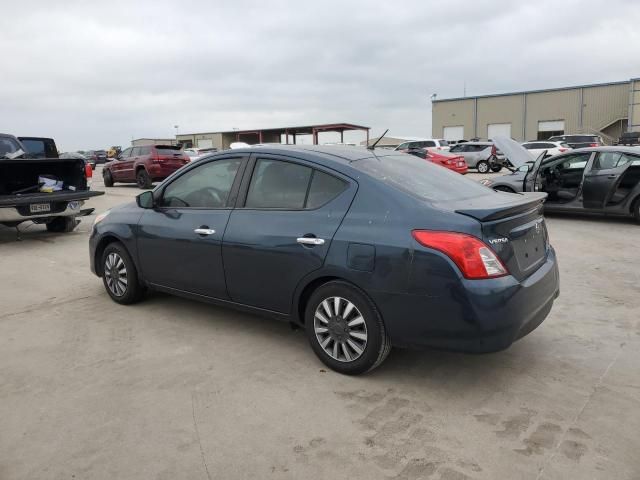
29 203 51 213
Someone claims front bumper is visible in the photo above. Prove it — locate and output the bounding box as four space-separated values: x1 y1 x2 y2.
378 248 560 352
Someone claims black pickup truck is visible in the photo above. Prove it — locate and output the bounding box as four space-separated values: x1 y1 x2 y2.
0 134 103 232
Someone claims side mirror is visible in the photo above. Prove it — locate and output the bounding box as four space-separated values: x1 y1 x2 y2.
136 190 155 209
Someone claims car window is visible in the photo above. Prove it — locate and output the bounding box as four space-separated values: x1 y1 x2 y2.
449 145 463 152
424 141 436 147
556 153 590 170
120 148 132 158
131 147 142 156
541 143 556 148
245 159 312 209
616 153 639 167
140 146 151 155
397 142 410 150
522 144 535 150
160 158 241 208
437 140 449 146
356 154 493 202
594 152 621 170
306 171 347 209
0 137 22 157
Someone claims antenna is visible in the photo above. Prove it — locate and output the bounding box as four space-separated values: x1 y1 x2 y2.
368 129 389 150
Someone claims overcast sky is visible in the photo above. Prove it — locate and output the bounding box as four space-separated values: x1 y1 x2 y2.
1 0 639 150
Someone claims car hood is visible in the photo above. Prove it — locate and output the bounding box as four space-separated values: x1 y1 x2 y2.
492 136 533 168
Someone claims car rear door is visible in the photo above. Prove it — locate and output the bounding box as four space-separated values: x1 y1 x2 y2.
582 151 631 209
222 154 357 313
136 154 248 298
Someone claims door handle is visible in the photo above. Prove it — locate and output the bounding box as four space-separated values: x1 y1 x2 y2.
194 228 216 235
297 237 325 246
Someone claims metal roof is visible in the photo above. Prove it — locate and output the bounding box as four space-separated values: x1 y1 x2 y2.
178 122 370 137
433 79 631 103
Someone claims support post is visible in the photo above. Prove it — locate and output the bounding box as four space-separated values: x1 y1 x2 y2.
340 130 344 143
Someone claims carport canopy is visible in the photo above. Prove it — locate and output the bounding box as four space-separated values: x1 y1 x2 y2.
231 123 370 145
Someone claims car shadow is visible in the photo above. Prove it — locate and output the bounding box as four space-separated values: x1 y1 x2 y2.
544 211 637 225
140 290 539 385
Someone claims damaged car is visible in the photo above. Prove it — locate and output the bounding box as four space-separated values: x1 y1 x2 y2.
480 136 640 223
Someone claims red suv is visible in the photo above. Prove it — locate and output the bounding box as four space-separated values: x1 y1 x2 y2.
103 145 189 189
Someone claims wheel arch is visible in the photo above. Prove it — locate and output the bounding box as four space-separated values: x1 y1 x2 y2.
94 234 129 276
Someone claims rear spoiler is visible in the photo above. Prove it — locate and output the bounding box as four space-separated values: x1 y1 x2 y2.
454 192 547 222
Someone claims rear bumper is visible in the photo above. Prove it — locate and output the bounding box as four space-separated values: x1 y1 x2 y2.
378 248 560 353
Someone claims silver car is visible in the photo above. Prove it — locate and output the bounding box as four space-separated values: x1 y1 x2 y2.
448 142 505 173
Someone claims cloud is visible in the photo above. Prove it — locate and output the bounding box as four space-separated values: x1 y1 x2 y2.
1 0 638 150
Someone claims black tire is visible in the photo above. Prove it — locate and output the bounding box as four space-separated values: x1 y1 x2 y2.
490 164 502 173
494 186 516 193
633 197 640 224
305 281 391 375
46 216 77 233
103 170 114 187
101 242 144 305
476 161 490 174
136 169 152 189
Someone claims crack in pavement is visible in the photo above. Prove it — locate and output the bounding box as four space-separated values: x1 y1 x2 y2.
0 293 104 322
535 343 627 480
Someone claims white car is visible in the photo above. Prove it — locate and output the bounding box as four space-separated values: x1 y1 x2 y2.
521 141 570 159
395 139 450 152
183 147 219 161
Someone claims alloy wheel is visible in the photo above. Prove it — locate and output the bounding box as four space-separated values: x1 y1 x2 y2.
104 252 128 297
313 296 367 362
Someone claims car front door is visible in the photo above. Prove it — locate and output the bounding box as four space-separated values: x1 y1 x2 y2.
119 146 140 181
136 155 247 298
582 151 632 209
112 148 132 180
222 154 357 313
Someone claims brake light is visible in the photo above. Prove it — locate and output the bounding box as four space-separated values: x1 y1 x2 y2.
411 230 508 279
152 149 162 163
558 148 567 152
85 163 92 179
589 143 598 147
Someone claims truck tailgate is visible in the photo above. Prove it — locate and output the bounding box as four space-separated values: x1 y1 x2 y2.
0 190 103 207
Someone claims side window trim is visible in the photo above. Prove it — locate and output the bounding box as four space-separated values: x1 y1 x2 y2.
154 155 248 210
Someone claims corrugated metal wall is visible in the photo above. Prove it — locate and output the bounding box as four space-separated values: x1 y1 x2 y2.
433 81 631 142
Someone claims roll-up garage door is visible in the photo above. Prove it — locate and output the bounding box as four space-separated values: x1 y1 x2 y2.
443 126 464 141
538 120 565 132
487 123 512 139
197 139 214 148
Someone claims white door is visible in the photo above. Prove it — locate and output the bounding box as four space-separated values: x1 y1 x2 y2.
197 139 214 148
538 120 565 132
443 126 464 141
487 123 512 139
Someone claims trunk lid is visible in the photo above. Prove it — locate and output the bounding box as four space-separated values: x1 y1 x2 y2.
448 191 549 280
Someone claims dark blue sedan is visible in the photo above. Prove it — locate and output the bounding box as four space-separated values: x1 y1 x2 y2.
90 146 560 374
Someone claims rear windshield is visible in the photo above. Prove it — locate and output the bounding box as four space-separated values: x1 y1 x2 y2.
356 154 493 202
437 139 449 146
154 145 182 155
0 137 22 158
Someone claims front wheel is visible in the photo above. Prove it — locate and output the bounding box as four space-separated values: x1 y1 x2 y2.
101 242 144 304
305 281 391 375
103 170 114 187
476 161 490 173
490 164 502 172
136 169 152 189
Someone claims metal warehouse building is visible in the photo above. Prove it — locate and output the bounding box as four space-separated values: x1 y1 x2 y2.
432 78 640 144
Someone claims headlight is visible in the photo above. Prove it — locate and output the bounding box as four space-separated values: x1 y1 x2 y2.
93 210 110 226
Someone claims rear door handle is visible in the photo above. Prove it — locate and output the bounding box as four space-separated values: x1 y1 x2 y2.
194 228 216 235
297 237 325 246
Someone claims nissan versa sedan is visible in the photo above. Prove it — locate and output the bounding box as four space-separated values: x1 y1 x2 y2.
90 145 560 374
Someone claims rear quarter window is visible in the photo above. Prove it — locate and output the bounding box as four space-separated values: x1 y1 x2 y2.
356 154 493 202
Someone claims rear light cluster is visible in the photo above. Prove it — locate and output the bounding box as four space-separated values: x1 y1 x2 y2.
412 230 508 279
558 148 568 152
589 143 599 147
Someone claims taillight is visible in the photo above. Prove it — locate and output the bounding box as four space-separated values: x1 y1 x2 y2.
589 143 598 147
85 163 92 178
411 230 508 279
558 148 567 152
491 144 497 156
152 150 161 163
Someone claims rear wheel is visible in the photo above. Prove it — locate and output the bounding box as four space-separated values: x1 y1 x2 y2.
46 216 77 233
101 242 144 304
136 169 152 189
305 281 391 375
633 197 640 224
103 170 114 187
477 161 490 173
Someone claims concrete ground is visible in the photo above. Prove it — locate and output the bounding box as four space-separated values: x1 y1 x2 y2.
1 166 639 480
